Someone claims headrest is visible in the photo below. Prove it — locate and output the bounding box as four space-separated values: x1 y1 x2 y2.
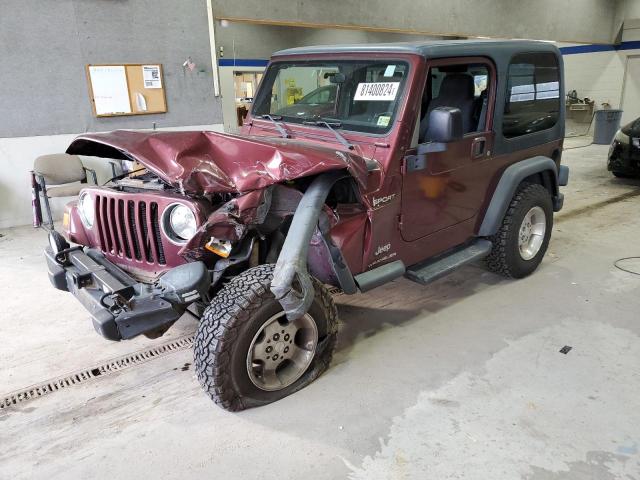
438 73 475 99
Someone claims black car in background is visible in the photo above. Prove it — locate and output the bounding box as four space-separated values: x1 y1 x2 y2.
609 117 640 178
275 85 337 118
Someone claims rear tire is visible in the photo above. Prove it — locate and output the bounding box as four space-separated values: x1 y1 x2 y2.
194 264 338 411
486 183 553 278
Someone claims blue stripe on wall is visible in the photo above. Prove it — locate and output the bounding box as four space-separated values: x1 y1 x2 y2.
218 59 269 67
559 44 615 54
560 40 640 55
618 40 640 51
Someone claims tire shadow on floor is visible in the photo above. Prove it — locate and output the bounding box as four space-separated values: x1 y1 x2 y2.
333 264 506 360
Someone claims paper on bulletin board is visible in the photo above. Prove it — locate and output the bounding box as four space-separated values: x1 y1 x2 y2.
88 65 132 115
142 65 162 89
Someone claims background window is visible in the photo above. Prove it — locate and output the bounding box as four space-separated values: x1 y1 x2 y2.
503 52 560 138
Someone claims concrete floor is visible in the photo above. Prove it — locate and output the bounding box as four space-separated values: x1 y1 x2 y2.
1 138 640 479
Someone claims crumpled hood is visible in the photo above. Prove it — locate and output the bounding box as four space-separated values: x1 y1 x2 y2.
66 130 369 194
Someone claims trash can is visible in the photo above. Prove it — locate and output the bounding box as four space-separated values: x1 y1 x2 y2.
593 109 623 145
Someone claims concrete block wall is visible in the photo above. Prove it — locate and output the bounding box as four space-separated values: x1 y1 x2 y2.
211 0 620 44
559 23 640 112
0 0 225 229
562 48 628 109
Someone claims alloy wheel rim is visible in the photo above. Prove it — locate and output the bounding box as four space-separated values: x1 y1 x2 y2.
518 206 546 260
246 311 318 391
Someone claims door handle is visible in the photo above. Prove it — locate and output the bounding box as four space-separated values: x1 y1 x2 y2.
472 137 487 158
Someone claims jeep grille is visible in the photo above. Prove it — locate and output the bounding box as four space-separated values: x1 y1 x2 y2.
94 195 166 266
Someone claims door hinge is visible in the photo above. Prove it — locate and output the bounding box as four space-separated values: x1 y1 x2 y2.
403 154 427 173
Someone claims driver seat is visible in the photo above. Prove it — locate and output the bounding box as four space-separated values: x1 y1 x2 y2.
420 73 475 142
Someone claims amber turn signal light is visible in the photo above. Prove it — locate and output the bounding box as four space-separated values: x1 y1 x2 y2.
205 237 232 258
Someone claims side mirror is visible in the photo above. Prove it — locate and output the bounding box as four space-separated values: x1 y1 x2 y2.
424 106 464 145
406 107 464 173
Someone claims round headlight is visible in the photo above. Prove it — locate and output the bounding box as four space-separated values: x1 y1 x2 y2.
165 204 197 243
78 193 94 228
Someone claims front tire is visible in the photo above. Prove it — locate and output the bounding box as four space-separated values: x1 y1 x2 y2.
486 183 553 278
194 264 338 411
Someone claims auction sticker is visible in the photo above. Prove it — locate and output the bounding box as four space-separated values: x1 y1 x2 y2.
354 82 400 101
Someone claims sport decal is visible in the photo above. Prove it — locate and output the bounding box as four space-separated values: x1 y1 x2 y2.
372 193 396 209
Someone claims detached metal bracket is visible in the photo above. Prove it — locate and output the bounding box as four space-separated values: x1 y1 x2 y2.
271 171 348 320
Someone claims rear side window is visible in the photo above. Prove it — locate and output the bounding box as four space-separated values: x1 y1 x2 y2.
503 52 560 138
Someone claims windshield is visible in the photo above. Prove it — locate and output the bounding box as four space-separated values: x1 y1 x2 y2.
252 60 409 134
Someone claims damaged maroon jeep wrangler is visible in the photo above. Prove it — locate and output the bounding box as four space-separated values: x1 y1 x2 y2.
39 40 569 410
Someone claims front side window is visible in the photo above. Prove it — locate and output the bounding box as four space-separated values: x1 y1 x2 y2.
252 60 409 134
420 63 491 141
503 52 560 138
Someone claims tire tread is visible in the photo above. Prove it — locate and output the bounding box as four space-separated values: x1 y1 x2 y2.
486 183 551 278
194 264 337 411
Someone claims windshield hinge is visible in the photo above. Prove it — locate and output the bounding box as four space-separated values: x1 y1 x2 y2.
400 156 408 175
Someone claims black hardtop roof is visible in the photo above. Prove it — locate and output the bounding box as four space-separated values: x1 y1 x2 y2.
272 39 560 59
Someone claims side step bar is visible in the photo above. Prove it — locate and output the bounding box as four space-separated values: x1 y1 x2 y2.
405 239 493 286
354 260 406 293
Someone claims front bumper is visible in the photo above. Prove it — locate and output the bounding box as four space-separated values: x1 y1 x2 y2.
45 246 208 341
608 140 640 174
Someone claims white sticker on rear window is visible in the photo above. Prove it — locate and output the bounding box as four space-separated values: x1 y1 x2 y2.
354 82 400 101
383 65 396 77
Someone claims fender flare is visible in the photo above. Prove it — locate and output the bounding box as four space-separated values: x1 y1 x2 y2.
478 156 562 237
271 171 357 320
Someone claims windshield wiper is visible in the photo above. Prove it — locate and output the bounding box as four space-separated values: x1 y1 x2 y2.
302 119 354 150
260 114 290 139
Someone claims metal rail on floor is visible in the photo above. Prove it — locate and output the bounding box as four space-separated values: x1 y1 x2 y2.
0 335 195 410
0 290 347 411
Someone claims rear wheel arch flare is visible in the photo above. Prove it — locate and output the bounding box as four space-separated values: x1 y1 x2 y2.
522 170 557 197
478 155 559 237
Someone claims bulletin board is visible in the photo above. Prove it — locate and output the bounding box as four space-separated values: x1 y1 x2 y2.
86 64 168 117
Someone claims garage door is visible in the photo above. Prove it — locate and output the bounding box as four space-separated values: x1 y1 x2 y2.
621 56 640 125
